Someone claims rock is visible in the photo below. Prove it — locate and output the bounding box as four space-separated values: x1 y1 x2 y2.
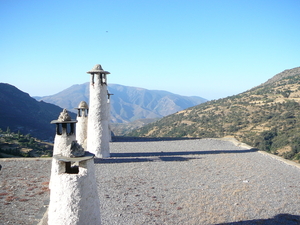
58 109 71 122
70 141 85 157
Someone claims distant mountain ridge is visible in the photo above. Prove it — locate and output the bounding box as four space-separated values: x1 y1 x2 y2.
36 83 207 123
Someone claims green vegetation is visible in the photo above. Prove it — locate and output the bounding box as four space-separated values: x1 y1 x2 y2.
128 68 300 162
0 128 53 158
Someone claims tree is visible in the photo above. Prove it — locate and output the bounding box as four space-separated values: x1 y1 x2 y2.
6 127 10 134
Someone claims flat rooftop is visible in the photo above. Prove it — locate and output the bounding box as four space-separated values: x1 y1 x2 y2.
1 138 300 224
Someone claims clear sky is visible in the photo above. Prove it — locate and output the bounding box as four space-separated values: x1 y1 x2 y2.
1 0 299 100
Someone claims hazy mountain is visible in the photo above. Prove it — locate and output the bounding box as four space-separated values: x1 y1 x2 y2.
35 83 207 123
0 83 76 141
128 67 300 162
110 118 160 136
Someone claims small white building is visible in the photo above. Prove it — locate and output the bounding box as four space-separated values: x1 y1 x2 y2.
48 109 101 225
86 64 110 158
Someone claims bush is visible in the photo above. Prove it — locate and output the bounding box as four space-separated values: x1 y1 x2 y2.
283 151 295 160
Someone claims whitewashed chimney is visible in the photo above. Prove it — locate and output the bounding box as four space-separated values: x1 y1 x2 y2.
107 91 113 142
51 109 76 156
75 101 89 150
49 109 77 190
48 109 101 225
86 64 110 158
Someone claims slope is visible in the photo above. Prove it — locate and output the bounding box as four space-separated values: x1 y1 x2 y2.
129 67 300 161
0 83 76 141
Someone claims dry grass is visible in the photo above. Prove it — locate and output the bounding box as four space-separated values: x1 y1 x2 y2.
277 146 292 156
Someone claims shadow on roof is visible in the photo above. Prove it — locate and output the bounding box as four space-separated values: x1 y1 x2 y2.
110 149 257 157
112 136 198 142
215 213 300 225
94 149 257 164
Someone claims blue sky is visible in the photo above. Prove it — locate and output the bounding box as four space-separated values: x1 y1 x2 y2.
1 0 299 100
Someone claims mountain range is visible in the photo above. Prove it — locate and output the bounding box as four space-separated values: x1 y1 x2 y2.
0 83 76 141
2 66 300 162
35 83 207 123
129 67 300 162
0 82 206 140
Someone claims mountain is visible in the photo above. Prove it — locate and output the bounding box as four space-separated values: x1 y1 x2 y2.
128 67 300 162
0 83 76 141
35 83 207 123
111 118 159 136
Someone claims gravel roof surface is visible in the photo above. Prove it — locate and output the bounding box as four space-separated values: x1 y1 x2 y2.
96 138 300 225
0 158 51 225
1 138 300 225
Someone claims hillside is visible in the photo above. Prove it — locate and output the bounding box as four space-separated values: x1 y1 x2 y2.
0 83 76 141
110 118 159 136
129 67 300 161
0 129 53 157
36 83 207 123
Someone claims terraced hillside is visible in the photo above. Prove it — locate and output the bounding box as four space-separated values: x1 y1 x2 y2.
129 67 300 161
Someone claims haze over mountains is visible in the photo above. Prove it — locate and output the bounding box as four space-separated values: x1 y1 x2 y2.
35 83 207 123
0 82 206 140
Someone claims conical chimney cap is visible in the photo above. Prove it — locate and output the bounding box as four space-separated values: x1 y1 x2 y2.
50 109 77 124
75 101 89 109
87 64 110 74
